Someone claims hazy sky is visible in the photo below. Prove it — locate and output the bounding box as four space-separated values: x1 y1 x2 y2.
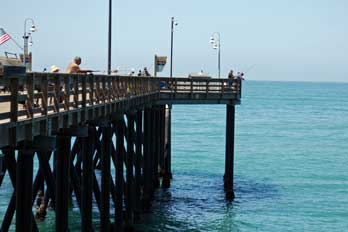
1 0 347 82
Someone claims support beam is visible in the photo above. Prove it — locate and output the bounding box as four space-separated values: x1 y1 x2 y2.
142 108 152 210
81 129 93 231
152 107 160 189
134 110 143 218
15 150 34 232
100 125 111 231
55 135 71 232
162 105 172 188
115 118 125 230
224 104 235 200
125 113 135 228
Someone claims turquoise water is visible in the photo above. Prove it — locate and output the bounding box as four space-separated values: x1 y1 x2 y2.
138 81 348 231
1 81 348 231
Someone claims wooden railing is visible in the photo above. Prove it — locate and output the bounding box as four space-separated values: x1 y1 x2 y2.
0 73 241 124
157 77 241 95
0 73 158 124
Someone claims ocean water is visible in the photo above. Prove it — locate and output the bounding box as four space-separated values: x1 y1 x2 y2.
1 81 348 231
137 81 348 231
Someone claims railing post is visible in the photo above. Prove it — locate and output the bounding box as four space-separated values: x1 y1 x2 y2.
9 77 19 146
26 74 34 118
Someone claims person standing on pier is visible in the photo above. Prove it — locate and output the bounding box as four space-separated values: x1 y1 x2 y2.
143 67 151 77
66 56 91 74
228 70 234 88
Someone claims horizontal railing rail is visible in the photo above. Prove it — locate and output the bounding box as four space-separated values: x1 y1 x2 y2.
0 73 241 125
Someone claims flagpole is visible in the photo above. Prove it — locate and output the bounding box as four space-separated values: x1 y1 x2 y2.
11 38 24 50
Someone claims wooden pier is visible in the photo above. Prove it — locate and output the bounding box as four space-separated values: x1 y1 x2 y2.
0 72 241 231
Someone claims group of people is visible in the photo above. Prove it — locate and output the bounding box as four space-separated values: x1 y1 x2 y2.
52 58 152 77
228 70 245 80
137 67 151 77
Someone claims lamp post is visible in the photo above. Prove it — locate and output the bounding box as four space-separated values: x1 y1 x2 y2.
170 17 178 78
23 18 36 71
209 32 221 78
107 0 112 75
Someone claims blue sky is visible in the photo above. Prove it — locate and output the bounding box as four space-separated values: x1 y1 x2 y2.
1 0 347 82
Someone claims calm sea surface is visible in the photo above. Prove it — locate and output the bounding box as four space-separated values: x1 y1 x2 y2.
1 81 348 231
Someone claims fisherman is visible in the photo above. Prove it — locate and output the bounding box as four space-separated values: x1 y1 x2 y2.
236 72 245 80
228 70 234 79
143 67 151 77
228 70 234 88
66 56 91 74
137 69 142 76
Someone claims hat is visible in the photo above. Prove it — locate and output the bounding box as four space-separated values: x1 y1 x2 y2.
50 65 60 73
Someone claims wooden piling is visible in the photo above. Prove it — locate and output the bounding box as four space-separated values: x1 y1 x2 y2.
126 113 135 226
134 110 143 217
115 118 125 230
143 108 152 209
162 105 172 188
152 107 160 189
101 125 111 232
15 149 34 232
55 134 71 232
224 104 235 200
81 129 93 231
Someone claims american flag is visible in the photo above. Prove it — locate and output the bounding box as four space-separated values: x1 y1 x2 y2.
0 28 11 45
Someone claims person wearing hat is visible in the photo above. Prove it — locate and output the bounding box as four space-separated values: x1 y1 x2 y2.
66 56 91 74
49 65 62 104
51 65 60 73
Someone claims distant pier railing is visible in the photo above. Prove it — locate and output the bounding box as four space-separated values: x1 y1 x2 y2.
0 73 241 126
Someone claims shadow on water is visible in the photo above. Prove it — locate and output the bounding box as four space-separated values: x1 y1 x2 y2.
136 173 280 232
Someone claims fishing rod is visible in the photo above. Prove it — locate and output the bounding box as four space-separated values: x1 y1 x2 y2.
243 64 255 74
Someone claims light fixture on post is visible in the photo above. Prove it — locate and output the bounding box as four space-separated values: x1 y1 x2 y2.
170 17 178 78
23 18 37 71
209 32 221 78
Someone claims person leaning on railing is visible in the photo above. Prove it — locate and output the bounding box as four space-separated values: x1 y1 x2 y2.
66 56 92 74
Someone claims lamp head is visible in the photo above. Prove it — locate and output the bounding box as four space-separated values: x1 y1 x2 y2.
209 37 215 44
30 25 36 32
174 21 178 26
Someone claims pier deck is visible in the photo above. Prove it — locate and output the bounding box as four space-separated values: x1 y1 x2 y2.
0 72 241 231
